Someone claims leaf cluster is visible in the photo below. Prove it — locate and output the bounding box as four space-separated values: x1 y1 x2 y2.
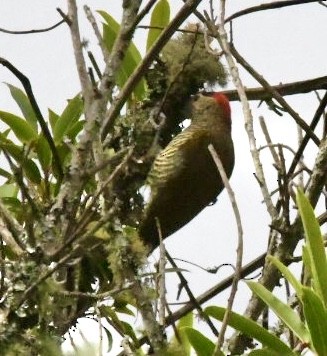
0 1 229 353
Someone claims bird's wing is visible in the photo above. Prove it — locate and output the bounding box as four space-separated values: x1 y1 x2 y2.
147 127 208 189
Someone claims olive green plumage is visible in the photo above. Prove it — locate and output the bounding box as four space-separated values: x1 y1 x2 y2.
139 93 234 251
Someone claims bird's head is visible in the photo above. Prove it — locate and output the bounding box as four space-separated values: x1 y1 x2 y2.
201 91 231 120
190 91 232 128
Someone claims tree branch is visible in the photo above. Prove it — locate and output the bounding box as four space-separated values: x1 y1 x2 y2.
229 137 327 354
230 45 320 147
222 76 327 102
67 0 92 105
208 143 243 351
0 12 65 34
226 0 325 23
101 0 204 140
0 58 63 181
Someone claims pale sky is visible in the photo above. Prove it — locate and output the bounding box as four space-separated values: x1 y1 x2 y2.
1 1 326 354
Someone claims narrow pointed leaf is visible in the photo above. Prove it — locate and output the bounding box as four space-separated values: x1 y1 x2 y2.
66 120 85 141
0 167 12 179
247 282 309 343
267 255 302 296
36 134 52 171
0 111 38 143
48 109 59 132
302 287 327 355
7 84 38 131
0 183 18 198
102 325 113 353
146 0 170 51
178 312 193 328
0 136 41 184
296 188 327 306
99 306 138 345
98 11 146 100
182 327 215 356
53 95 83 143
205 306 294 354
22 160 42 184
171 313 193 355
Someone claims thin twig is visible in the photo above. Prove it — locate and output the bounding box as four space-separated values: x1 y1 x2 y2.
132 253 266 350
165 251 219 337
84 5 110 61
51 148 133 258
297 125 305 188
230 45 320 147
67 0 92 105
54 282 134 299
206 18 278 220
131 277 166 352
259 116 280 166
287 91 327 179
155 218 166 327
152 22 200 126
258 143 307 169
87 51 102 80
0 216 24 256
2 148 39 218
229 137 327 353
226 0 324 22
0 17 65 34
0 234 5 299
0 58 63 181
101 0 203 140
208 143 243 351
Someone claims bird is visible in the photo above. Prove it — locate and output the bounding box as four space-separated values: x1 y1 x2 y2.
139 92 234 252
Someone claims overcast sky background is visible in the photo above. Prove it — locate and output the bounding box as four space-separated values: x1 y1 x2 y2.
1 1 326 354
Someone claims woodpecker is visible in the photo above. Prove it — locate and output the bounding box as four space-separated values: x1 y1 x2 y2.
139 92 234 251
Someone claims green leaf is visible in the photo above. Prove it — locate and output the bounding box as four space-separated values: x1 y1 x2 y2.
1 197 22 216
170 313 193 355
177 312 193 329
66 120 85 141
98 11 146 100
302 287 327 355
267 255 302 296
205 306 295 355
53 95 83 143
54 143 71 168
302 246 314 288
36 134 52 171
296 188 327 305
7 84 38 131
99 306 138 344
23 160 41 184
113 298 135 316
0 135 41 184
182 327 215 356
146 0 170 51
120 321 139 345
0 167 12 179
102 325 113 353
0 183 18 198
48 109 59 132
247 282 309 343
0 111 38 143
